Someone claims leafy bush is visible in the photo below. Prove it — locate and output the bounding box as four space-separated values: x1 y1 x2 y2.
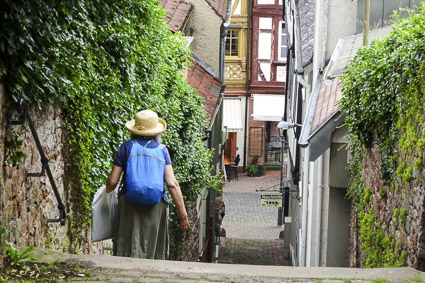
0 0 216 254
341 3 425 268
246 164 258 176
246 163 266 177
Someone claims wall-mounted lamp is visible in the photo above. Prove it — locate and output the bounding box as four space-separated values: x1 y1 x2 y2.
277 120 302 130
275 120 302 225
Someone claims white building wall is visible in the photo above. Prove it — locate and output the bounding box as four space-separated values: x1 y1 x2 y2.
300 0 358 267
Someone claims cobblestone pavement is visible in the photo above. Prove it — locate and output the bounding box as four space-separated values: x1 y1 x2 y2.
221 172 283 240
217 238 287 266
218 172 288 266
222 171 281 193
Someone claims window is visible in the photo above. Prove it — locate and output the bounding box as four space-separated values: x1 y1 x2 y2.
278 21 288 61
225 30 239 57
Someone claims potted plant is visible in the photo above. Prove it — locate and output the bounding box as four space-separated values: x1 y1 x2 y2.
246 156 266 177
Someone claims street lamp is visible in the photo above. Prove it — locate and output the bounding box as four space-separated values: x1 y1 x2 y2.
276 120 302 225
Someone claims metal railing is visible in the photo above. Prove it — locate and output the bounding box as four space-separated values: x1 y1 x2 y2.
9 99 66 226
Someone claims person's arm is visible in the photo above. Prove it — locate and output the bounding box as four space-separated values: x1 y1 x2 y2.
106 165 123 193
164 164 189 230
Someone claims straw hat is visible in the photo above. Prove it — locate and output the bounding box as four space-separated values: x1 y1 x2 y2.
125 110 166 136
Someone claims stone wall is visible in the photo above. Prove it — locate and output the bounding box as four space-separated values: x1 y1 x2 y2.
181 205 200 261
0 81 70 250
0 81 113 255
348 144 425 270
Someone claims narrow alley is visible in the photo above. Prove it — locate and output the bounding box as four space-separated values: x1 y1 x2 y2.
217 172 289 266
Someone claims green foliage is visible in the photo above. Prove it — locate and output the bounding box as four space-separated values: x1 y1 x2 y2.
3 130 26 167
0 0 214 254
341 4 425 268
3 242 36 266
259 163 266 176
1 228 37 267
358 208 407 268
246 163 258 177
246 163 266 177
399 208 407 225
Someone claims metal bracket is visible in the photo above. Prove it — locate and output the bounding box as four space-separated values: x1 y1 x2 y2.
9 99 66 226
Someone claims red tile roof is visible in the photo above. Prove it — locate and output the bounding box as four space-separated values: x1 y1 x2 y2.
205 0 229 21
310 77 343 135
187 58 223 122
159 0 193 33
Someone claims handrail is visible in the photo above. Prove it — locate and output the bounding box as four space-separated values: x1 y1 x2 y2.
9 99 66 226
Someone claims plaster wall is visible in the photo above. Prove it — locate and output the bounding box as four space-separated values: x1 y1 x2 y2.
186 0 223 75
326 0 357 59
286 145 304 266
326 186 350 267
320 149 330 267
329 143 349 188
306 158 319 266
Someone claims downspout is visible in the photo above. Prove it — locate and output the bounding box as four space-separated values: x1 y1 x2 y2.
243 0 252 171
293 1 311 267
219 0 233 82
314 155 323 267
294 4 311 98
315 0 328 267
321 0 329 71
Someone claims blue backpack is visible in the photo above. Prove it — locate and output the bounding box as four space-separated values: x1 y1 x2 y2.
125 140 166 205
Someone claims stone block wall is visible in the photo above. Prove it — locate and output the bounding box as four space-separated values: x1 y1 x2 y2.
0 81 70 250
348 144 425 270
0 81 115 255
181 205 200 261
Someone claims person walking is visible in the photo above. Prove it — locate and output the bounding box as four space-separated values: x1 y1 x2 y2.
106 109 189 259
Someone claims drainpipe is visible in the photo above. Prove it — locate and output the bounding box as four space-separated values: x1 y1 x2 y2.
314 155 323 267
299 146 309 267
314 0 328 267
294 3 311 100
219 0 233 82
243 0 252 171
321 0 329 71
293 1 312 268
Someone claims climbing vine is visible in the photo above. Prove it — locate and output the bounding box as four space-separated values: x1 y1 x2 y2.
341 4 425 267
0 0 217 256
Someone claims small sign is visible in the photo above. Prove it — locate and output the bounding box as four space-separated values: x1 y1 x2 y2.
260 192 283 207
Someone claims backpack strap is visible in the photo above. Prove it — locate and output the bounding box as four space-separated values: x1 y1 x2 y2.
144 139 154 147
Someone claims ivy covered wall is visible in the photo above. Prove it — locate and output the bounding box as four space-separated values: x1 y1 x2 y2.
0 0 218 257
341 4 425 269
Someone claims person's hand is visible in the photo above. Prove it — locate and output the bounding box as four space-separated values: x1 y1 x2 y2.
179 217 190 231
